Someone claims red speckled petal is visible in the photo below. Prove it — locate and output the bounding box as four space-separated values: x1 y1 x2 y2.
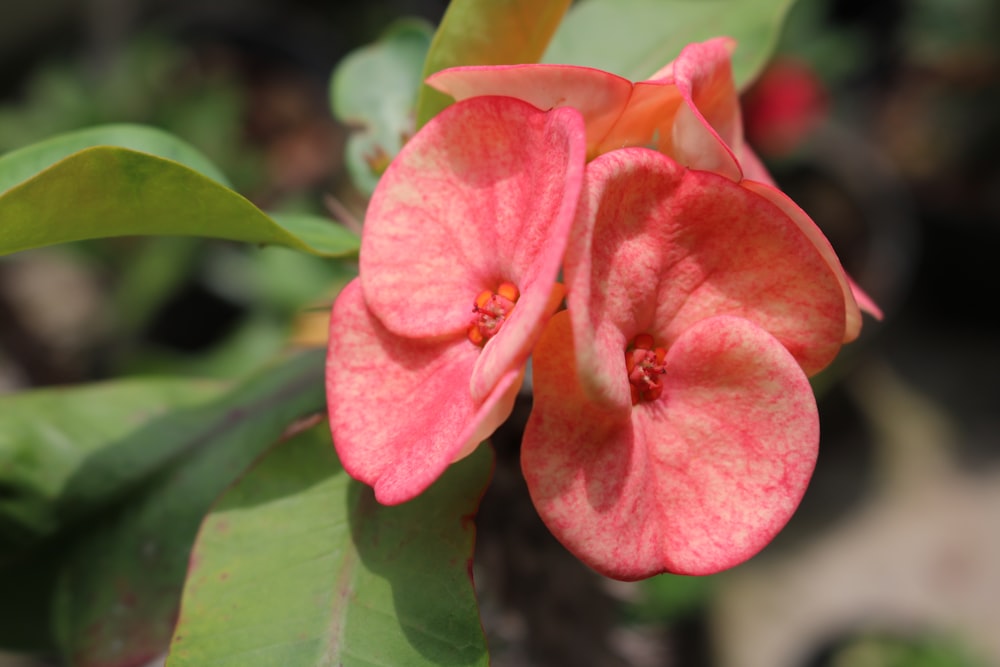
360 96 585 340
567 148 847 380
523 314 818 579
740 179 869 340
427 64 632 155
327 280 520 505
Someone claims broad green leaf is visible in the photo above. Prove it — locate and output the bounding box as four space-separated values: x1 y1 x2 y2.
0 377 224 554
415 0 572 127
0 147 358 258
167 427 492 667
0 123 231 194
543 0 796 88
47 349 327 667
331 19 433 196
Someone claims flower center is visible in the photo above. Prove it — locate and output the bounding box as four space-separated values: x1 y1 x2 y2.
467 282 520 346
626 333 667 405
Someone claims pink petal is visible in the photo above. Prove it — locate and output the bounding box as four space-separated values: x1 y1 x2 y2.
523 314 818 579
740 179 867 341
326 280 520 504
594 78 682 156
360 96 586 340
566 148 847 382
656 37 744 181
426 64 632 156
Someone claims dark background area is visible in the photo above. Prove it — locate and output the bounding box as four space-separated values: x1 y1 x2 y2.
1 0 998 665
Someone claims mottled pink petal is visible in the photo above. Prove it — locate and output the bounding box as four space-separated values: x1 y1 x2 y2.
740 179 867 340
360 96 585 339
566 148 847 385
523 313 818 579
426 64 632 155
327 280 521 504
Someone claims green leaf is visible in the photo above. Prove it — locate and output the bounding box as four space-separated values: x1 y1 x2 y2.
543 0 796 88
0 146 358 258
415 0 572 127
0 377 224 554
0 123 232 193
331 19 433 196
167 427 492 667
38 350 326 666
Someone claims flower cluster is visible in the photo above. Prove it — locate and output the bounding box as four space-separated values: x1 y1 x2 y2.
326 38 876 579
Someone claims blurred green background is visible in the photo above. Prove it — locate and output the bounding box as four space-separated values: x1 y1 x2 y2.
1 1 998 666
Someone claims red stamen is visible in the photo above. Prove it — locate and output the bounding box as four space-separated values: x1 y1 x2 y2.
625 333 667 405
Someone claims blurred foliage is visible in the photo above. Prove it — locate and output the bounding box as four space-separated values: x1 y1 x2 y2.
543 0 795 87
901 0 1000 61
0 36 262 192
625 573 716 624
826 633 987 667
118 244 352 379
331 19 433 196
0 32 350 386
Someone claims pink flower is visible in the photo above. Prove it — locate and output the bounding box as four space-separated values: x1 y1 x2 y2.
326 96 586 504
428 37 880 332
522 148 845 578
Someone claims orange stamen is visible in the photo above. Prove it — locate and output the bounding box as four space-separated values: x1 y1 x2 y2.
474 290 494 309
497 282 520 302
467 282 520 347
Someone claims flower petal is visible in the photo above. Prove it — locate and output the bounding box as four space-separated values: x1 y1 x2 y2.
740 179 868 340
326 280 520 504
360 96 586 340
594 78 682 156
523 314 818 579
427 64 632 155
663 40 743 180
567 148 847 380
